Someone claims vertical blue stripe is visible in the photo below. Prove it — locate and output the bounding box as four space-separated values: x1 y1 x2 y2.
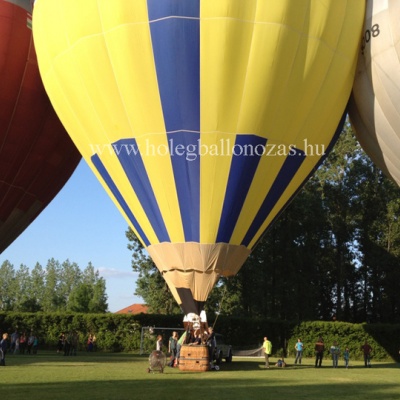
111 139 170 243
147 0 200 132
167 132 200 241
242 148 306 247
91 154 151 246
148 0 200 241
217 135 267 243
146 0 199 21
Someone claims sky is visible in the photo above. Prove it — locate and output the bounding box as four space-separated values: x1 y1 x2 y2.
0 159 144 313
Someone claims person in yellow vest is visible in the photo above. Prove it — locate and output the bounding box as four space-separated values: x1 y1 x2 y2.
262 337 272 369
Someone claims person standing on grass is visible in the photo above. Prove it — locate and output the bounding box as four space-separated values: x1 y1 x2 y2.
360 340 372 368
294 338 304 365
10 329 19 353
168 331 178 367
0 333 8 366
32 335 39 354
262 336 272 369
314 336 325 368
13 336 20 355
343 347 350 368
27 332 35 355
206 326 216 366
330 341 340 368
92 335 97 352
57 332 65 354
70 331 79 356
19 332 27 354
156 335 163 352
64 332 72 356
87 334 94 352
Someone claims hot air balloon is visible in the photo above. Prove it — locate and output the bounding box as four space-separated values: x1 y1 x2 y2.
349 0 400 186
33 0 365 321
0 0 81 254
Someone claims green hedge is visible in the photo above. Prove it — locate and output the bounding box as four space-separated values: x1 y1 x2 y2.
0 312 398 361
0 312 143 352
286 321 400 361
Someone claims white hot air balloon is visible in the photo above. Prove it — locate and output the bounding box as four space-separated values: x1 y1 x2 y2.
350 0 400 186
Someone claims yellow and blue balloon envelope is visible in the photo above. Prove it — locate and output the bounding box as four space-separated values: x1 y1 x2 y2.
33 0 365 315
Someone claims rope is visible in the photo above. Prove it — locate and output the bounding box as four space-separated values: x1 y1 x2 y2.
212 284 227 329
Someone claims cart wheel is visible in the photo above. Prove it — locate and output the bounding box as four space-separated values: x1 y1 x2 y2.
214 365 220 371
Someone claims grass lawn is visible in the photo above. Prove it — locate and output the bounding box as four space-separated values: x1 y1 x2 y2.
0 352 399 400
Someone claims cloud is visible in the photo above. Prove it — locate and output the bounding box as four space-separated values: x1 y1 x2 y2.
98 267 138 279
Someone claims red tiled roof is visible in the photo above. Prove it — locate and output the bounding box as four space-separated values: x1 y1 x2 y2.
115 304 149 314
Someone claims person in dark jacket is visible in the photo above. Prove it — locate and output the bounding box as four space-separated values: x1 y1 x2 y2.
0 332 9 366
315 336 325 368
360 340 372 368
168 331 178 367
206 327 216 365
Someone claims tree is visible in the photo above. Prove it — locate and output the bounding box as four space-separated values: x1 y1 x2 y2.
82 263 108 313
127 228 180 314
0 258 108 313
67 283 93 312
42 259 62 312
0 261 16 311
352 159 400 322
58 260 82 308
313 122 361 320
89 278 108 313
14 265 32 311
67 263 108 313
28 263 46 311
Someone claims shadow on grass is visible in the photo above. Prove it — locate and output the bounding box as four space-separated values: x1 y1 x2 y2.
217 359 399 371
5 352 149 366
1 355 400 400
0 377 400 400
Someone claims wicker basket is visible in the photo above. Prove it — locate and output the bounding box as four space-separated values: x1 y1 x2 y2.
178 344 210 372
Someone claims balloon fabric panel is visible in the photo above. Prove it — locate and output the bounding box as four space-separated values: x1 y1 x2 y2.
166 132 200 243
147 1 202 242
113 138 171 243
91 154 150 247
216 135 267 244
350 0 400 186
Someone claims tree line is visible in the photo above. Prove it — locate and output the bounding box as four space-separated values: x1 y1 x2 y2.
0 259 108 313
129 119 400 323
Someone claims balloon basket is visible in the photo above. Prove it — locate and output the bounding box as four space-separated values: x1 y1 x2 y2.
178 345 210 372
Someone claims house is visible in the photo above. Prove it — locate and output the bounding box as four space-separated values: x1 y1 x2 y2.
115 304 149 314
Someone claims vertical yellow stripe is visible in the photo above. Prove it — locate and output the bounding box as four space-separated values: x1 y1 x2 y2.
200 0 257 135
103 2 185 242
34 0 171 245
199 133 234 243
200 0 257 243
137 134 185 242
